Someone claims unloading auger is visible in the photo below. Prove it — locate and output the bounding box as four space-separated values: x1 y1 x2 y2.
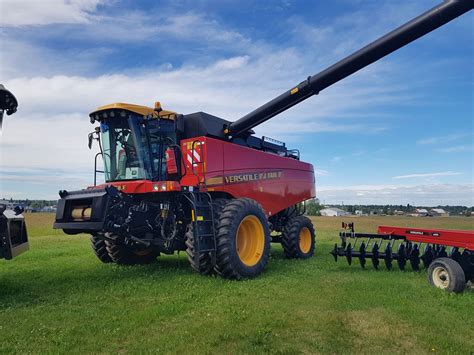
331 223 474 293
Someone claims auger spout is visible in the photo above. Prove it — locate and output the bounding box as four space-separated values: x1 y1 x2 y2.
227 0 473 137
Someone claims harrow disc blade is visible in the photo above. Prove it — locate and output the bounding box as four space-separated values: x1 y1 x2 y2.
397 243 407 270
345 243 352 265
359 242 366 268
421 245 434 268
438 246 448 258
371 243 380 269
384 244 393 270
330 243 338 262
409 244 420 271
450 247 461 262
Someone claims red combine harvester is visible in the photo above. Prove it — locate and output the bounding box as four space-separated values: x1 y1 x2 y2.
53 1 473 279
331 223 474 293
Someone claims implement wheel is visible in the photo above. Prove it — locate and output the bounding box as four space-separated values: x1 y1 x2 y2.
215 198 270 280
428 257 466 293
186 199 228 275
281 216 315 259
105 235 158 265
91 235 112 263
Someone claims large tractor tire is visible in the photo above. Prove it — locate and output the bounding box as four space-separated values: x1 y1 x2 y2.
428 257 466 293
214 198 270 280
90 235 113 263
105 235 158 265
186 199 228 275
281 216 315 259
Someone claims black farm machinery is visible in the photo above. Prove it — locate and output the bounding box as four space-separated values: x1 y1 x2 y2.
0 84 29 261
331 223 474 293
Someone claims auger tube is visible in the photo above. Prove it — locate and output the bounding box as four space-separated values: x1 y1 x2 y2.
227 0 473 137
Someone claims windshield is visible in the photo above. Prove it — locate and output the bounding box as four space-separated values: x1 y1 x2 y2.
99 114 176 182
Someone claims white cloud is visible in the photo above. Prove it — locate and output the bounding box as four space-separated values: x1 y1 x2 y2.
417 133 471 145
436 145 473 153
0 113 97 170
0 0 106 27
314 169 329 177
317 183 474 206
392 171 462 179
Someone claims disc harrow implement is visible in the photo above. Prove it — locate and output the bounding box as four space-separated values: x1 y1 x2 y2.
331 223 474 293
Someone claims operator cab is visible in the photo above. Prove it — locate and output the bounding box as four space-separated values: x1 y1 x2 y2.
89 102 178 183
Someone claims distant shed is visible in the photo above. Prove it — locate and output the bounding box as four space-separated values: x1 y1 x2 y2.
320 208 350 217
430 208 449 217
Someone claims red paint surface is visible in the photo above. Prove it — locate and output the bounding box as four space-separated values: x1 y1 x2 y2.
90 136 316 216
378 226 474 250
180 136 316 215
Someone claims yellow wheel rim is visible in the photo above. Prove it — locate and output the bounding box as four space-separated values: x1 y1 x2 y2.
236 215 265 267
299 227 312 254
432 266 450 289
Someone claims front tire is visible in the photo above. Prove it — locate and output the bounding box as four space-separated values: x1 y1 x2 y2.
215 198 271 280
281 216 316 259
91 235 113 263
428 257 466 293
186 199 228 275
105 235 158 265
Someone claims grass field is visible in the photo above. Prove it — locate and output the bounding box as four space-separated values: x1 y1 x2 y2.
1 214 473 353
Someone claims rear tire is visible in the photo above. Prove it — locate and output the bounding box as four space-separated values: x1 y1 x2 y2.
186 199 227 275
105 236 158 265
281 216 315 259
90 235 113 263
428 257 466 293
215 198 270 280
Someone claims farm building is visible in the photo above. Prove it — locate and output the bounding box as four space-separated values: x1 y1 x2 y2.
430 208 449 217
320 208 350 217
0 199 14 209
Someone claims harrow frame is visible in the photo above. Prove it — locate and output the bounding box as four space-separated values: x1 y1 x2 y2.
331 223 474 292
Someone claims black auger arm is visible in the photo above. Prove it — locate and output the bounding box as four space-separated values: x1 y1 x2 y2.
226 0 473 137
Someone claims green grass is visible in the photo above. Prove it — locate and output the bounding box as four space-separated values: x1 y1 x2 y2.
1 214 473 353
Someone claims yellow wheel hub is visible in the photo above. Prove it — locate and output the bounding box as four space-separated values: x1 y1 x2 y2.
299 227 312 254
236 215 265 266
432 266 450 289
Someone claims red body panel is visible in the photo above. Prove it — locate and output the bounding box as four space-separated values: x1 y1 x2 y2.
180 136 316 216
91 136 316 216
378 226 474 250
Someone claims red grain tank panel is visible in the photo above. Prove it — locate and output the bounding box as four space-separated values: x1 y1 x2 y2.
181 136 316 216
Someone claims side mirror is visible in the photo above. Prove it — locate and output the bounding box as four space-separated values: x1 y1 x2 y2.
0 84 18 115
88 127 100 149
165 148 178 174
88 133 94 149
0 84 19 133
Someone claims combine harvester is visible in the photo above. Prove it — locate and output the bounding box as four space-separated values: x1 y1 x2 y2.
331 223 474 293
54 1 472 279
0 85 29 261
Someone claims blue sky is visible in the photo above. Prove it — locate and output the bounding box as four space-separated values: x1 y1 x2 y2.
0 0 473 205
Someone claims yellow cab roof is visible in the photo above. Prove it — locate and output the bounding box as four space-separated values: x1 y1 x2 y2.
89 102 177 120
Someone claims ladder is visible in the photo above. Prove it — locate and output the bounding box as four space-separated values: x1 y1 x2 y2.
186 192 217 267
